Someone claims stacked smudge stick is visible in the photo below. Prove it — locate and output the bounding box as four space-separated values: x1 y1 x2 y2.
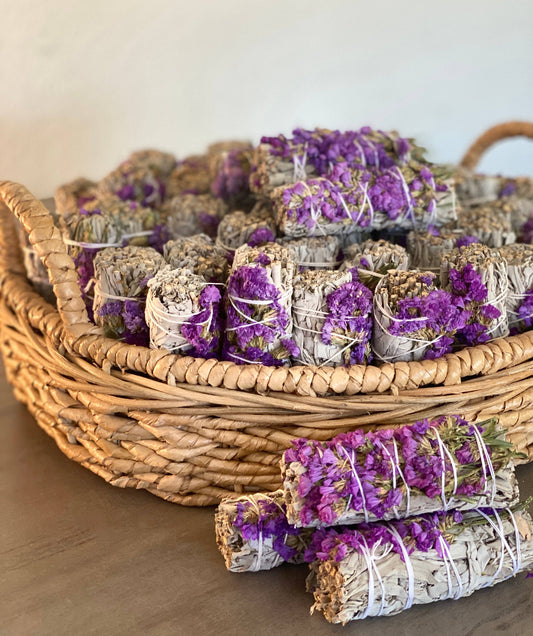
32 127 533 360
215 416 533 624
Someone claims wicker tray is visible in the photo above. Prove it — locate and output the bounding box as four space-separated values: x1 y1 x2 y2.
1 122 533 506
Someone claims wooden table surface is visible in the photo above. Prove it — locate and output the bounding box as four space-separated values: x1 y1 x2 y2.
1 365 533 636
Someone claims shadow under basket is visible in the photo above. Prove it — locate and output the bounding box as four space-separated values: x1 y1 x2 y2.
2 121 533 506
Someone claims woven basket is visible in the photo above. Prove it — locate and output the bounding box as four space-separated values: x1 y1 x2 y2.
2 122 533 506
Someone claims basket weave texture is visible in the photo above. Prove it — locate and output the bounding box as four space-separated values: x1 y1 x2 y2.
2 122 533 506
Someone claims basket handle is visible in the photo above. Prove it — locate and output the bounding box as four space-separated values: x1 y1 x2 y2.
0 180 97 337
460 121 533 171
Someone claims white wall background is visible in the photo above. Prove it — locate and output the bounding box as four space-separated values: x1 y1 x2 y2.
1 0 532 198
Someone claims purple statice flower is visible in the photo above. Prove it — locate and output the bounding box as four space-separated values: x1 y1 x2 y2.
449 264 488 303
279 172 373 232
304 510 459 564
224 265 297 366
97 297 150 347
122 299 149 346
211 148 252 201
512 287 533 335
263 127 416 176
499 181 517 198
233 497 304 563
448 263 501 346
283 415 510 527
74 248 98 320
247 227 276 247
519 214 533 244
456 235 479 248
148 223 171 254
180 285 222 358
198 212 220 238
321 280 373 364
388 289 470 359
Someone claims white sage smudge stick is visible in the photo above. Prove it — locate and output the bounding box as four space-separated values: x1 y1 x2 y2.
487 197 533 235
216 202 277 253
307 506 533 623
163 234 229 283
278 235 341 269
163 193 228 239
500 176 533 201
456 205 516 248
453 165 504 206
406 229 479 269
281 417 520 528
126 149 177 179
342 239 409 273
98 157 168 208
223 243 298 366
292 269 373 366
54 177 98 218
338 226 370 248
146 266 221 358
271 176 374 239
93 246 164 344
372 269 443 363
166 154 212 198
441 243 509 343
215 490 314 572
500 243 533 333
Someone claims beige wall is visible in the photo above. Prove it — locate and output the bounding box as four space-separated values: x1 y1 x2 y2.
1 0 532 197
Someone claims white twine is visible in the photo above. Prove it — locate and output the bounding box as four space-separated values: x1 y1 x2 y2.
376 439 400 519
358 538 376 620
95 288 145 303
437 535 463 600
301 182 327 237
506 289 533 327
295 259 344 268
386 523 415 611
292 304 367 368
352 137 367 168
226 287 291 331
337 444 369 523
215 236 237 254
63 238 123 249
245 497 265 572
358 537 388 619
476 508 518 586
366 138 380 170
122 230 154 240
430 426 458 511
470 424 497 506
394 168 417 228
392 436 411 517
292 149 308 182
145 290 214 352
372 301 447 364
506 507 523 574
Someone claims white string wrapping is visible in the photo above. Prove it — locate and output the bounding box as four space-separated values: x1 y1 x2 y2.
430 426 458 511
358 537 389 619
337 444 369 523
470 423 497 505
386 523 415 611
476 508 518 586
63 238 123 249
145 291 214 352
437 535 463 600
292 306 367 368
292 148 308 182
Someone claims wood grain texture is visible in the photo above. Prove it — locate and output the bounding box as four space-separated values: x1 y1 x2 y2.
1 365 532 636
